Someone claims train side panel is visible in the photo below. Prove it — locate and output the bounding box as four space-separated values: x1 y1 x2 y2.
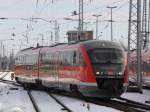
39 44 97 90
15 49 40 83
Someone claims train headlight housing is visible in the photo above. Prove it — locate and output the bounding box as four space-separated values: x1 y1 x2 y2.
96 71 105 75
118 72 123 75
96 71 100 75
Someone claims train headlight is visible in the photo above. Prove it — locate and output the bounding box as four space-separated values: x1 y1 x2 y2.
96 71 100 75
118 72 123 75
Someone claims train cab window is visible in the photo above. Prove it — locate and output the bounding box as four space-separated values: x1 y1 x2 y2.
88 49 124 64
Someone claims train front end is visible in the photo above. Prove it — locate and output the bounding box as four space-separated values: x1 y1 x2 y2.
79 40 128 98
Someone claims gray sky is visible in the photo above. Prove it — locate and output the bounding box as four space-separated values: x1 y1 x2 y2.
0 0 129 55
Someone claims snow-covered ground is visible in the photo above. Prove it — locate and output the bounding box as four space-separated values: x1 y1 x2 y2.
31 91 63 112
0 80 36 112
0 72 150 112
52 94 121 112
121 90 150 106
2 72 14 80
0 72 121 112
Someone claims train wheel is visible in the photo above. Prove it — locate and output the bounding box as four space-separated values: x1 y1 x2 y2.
70 84 80 96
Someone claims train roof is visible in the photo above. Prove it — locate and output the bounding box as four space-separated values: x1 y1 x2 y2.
16 40 124 56
78 40 123 50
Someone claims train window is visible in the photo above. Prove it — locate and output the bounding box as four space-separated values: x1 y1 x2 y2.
73 51 76 65
88 49 123 64
60 51 71 66
64 52 68 65
68 51 72 66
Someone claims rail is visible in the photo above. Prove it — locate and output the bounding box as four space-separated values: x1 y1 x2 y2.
27 90 41 112
49 91 150 112
49 94 72 112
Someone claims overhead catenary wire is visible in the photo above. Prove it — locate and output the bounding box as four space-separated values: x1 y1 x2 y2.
0 0 130 53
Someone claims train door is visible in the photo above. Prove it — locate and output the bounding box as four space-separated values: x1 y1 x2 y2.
54 51 59 87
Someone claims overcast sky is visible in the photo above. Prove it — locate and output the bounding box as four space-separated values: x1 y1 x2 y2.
0 0 129 55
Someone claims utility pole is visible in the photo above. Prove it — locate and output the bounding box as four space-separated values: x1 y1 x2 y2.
0 41 2 58
137 0 142 93
93 14 102 40
128 0 143 93
0 41 3 70
9 49 14 70
78 0 84 31
38 34 44 46
141 0 147 49
84 21 90 30
54 20 59 43
78 0 84 41
147 0 150 48
3 45 5 57
41 34 44 46
107 6 117 41
50 31 53 44
81 0 83 30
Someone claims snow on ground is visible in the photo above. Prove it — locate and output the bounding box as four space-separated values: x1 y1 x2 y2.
2 72 14 80
0 83 36 112
121 90 150 106
52 94 121 112
1 72 150 112
31 91 122 112
0 72 36 112
0 72 121 112
31 91 63 112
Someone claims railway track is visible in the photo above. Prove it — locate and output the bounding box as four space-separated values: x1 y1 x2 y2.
26 90 73 112
0 71 148 112
143 86 150 91
50 91 150 112
117 97 150 111
0 79 21 86
27 90 41 112
78 96 150 112
49 94 72 112
84 98 144 112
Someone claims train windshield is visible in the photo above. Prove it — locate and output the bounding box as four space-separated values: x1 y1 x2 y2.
88 48 124 64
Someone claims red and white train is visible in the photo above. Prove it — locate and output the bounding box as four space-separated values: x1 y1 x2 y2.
14 40 128 98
